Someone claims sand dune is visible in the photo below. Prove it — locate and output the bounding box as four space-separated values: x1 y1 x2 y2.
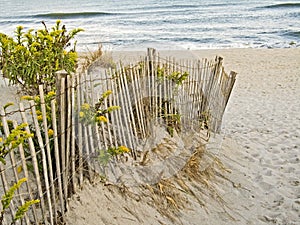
2 48 299 224
65 48 300 224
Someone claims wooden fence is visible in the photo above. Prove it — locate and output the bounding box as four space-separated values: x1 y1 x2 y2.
0 49 236 224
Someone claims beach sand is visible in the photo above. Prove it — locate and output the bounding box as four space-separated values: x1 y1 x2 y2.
65 48 300 224
2 48 299 224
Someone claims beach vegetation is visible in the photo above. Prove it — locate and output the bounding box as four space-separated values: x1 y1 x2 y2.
0 20 83 94
19 91 56 174
79 90 120 125
98 145 131 166
0 118 39 224
157 66 189 86
0 177 40 225
80 44 116 71
0 122 33 165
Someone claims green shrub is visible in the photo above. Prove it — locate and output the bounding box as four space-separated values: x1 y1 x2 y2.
0 20 83 94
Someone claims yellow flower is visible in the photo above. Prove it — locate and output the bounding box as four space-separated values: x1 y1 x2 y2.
11 140 17 148
81 103 90 110
48 129 54 137
68 51 78 60
34 96 40 102
36 110 42 115
102 90 113 98
79 111 84 118
47 91 56 98
96 116 108 123
118 145 130 153
21 95 34 101
37 115 43 122
17 165 23 174
107 106 121 113
0 137 3 143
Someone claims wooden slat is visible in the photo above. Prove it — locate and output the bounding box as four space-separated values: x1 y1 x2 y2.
12 120 38 225
50 100 65 215
0 108 17 223
39 85 57 224
76 73 84 187
65 76 72 200
70 75 77 193
29 100 54 225
19 102 46 222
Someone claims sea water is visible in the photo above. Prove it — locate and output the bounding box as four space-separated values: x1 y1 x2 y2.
0 0 300 51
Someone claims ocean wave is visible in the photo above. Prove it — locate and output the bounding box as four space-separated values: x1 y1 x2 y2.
132 3 231 11
32 10 193 20
32 12 119 19
133 4 198 11
261 3 300 9
283 31 300 38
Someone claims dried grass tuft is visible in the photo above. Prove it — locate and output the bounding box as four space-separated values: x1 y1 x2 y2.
79 44 116 72
80 44 103 70
98 143 234 223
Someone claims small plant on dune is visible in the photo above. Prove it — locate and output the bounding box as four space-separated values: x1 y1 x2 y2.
0 122 33 165
0 20 83 94
78 90 128 165
157 65 189 86
0 115 39 224
79 90 120 125
107 145 131 156
0 178 40 225
80 44 116 71
98 145 131 166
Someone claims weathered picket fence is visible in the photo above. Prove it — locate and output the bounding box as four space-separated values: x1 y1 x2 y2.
0 49 236 224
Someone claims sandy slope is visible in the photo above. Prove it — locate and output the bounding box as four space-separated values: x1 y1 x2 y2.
64 48 300 224
215 48 300 224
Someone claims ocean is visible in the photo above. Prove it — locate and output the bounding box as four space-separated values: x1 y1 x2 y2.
0 0 300 51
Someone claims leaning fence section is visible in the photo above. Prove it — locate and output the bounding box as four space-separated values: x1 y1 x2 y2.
0 48 236 224
84 49 237 157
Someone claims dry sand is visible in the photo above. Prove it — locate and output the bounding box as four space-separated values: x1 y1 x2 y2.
2 48 299 224
65 48 300 225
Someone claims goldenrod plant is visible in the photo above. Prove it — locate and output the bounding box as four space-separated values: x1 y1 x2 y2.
0 178 40 225
0 20 83 94
21 91 56 130
107 145 130 156
98 145 131 166
0 123 33 165
20 92 56 173
0 117 39 224
79 90 120 125
157 66 189 86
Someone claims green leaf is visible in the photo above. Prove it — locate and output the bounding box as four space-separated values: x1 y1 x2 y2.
1 178 27 210
3 102 14 110
13 199 40 222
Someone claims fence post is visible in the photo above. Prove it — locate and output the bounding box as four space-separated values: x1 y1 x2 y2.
56 69 68 133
